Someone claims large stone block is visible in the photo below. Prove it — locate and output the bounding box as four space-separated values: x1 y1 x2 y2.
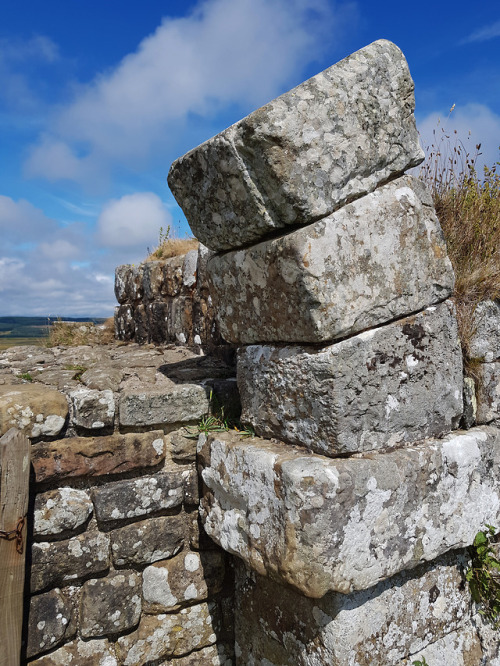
30 638 118 666
476 360 500 424
198 427 500 597
234 551 475 665
238 302 463 456
68 386 115 431
168 40 423 251
119 384 210 427
0 384 67 438
110 515 185 567
114 264 143 304
31 431 166 482
34 488 93 537
468 299 500 361
27 588 77 658
208 176 453 344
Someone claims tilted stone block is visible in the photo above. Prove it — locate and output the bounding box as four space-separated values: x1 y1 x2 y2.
31 431 166 482
234 551 475 665
238 302 463 456
198 426 500 598
208 176 454 344
34 487 93 537
168 39 424 252
115 601 221 665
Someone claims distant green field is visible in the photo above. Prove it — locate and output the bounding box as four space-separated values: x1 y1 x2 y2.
0 337 46 350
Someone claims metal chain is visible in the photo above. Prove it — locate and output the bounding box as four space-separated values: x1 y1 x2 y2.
0 516 25 554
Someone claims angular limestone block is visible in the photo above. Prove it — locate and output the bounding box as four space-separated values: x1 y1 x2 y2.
476 360 500 423
69 387 115 431
198 426 500 597
114 264 143 304
468 299 500 361
168 40 424 251
238 302 463 456
208 176 454 343
234 552 474 665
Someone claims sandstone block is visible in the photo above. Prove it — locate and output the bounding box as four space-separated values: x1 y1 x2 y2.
238 302 463 455
30 638 118 666
27 588 76 658
468 299 500 361
31 531 110 592
199 427 500 597
80 570 141 638
92 469 185 523
119 384 210 427
168 40 423 251
234 551 474 665
0 384 67 438
476 361 500 424
31 431 166 482
173 644 234 666
142 550 225 612
111 515 185 566
34 487 93 537
81 365 124 391
69 386 115 431
116 602 221 665
170 428 198 462
208 176 453 344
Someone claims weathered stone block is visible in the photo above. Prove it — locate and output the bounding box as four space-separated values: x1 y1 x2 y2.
468 299 500 361
401 623 483 666
110 515 184 566
92 469 185 523
115 264 143 304
31 531 110 592
234 551 474 665
80 364 124 391
208 176 453 344
80 570 141 638
32 431 165 482
146 300 170 343
114 304 135 340
476 361 500 424
119 384 210 427
27 588 76 658
170 428 198 463
199 427 500 597
168 40 423 251
133 304 149 344
462 376 477 429
0 384 67 438
238 302 463 455
34 487 93 537
142 550 225 612
30 638 118 665
174 644 234 665
115 602 221 665
69 386 115 431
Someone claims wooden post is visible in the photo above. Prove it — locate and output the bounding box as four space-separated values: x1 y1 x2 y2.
0 428 30 666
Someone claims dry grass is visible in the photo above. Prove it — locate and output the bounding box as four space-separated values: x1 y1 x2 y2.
44 317 115 348
145 225 198 262
419 125 500 375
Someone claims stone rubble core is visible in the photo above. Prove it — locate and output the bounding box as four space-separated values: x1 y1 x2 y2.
198 427 500 599
207 175 454 344
238 301 463 456
168 39 424 252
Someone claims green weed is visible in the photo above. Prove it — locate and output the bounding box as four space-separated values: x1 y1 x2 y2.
466 525 500 627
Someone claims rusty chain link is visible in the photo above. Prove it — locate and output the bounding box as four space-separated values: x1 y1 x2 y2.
0 516 26 554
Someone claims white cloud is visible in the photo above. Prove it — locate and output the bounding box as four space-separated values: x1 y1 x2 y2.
462 20 500 44
24 0 351 184
97 192 172 247
417 103 500 175
0 195 57 244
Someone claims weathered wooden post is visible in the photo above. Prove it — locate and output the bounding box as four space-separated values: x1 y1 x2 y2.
0 428 30 666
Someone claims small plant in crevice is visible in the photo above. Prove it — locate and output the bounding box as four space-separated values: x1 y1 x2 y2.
412 657 429 666
466 525 500 627
145 224 199 262
64 364 87 381
17 372 33 382
184 391 254 440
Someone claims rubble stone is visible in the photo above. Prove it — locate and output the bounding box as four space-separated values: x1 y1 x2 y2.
168 40 423 251
238 302 463 455
110 515 185 567
34 488 93 536
27 588 76 658
0 384 67 438
69 386 115 431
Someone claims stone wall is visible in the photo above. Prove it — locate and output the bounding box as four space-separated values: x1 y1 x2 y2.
0 343 237 665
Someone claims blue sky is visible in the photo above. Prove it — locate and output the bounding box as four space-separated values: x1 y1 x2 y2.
1 0 499 316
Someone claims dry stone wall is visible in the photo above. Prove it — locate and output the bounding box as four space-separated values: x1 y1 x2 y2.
0 343 237 665
168 39 500 664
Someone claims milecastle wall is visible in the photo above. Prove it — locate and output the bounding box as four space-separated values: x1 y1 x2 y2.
1 38 499 665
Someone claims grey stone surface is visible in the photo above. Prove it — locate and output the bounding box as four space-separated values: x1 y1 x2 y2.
173 644 234 666
208 176 454 344
110 515 185 566
30 638 118 666
34 487 93 536
238 302 463 455
92 468 186 523
80 365 124 391
116 602 221 665
27 588 76 658
170 428 198 462
142 550 225 612
468 299 500 361
462 376 477 429
115 264 143 304
400 623 483 665
31 531 110 592
199 426 500 597
168 40 423 252
476 360 500 424
69 386 115 430
119 384 210 427
80 570 141 638
234 551 475 666
114 304 135 340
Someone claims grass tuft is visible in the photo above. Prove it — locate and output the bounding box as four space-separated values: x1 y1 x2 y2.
418 123 500 376
145 225 199 262
45 317 115 348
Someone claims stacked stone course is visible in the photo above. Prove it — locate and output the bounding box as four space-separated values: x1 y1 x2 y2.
168 39 500 664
